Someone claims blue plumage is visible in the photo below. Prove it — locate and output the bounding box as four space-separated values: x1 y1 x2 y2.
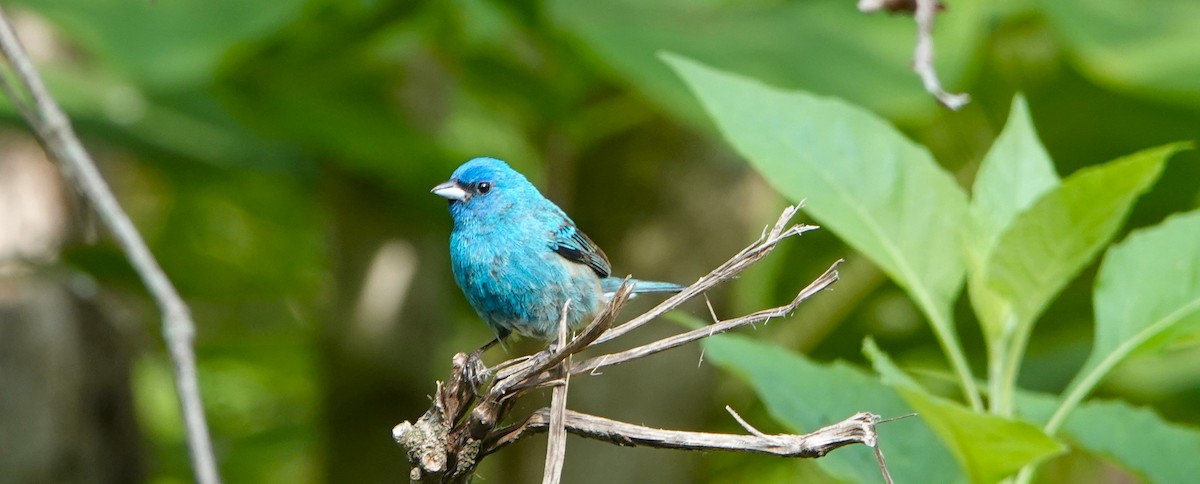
432 157 683 341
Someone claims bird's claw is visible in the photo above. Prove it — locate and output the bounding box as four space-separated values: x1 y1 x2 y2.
464 350 493 396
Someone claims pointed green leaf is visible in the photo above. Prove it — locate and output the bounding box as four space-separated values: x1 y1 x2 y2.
667 54 980 406
704 335 959 483
967 95 1059 272
1019 393 1200 482
865 340 1065 484
967 95 1060 346
1046 208 1200 432
983 143 1189 340
1093 208 1200 363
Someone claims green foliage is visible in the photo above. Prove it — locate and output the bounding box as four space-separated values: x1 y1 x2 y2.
1046 209 1200 432
703 334 960 483
965 96 1059 347
980 143 1183 336
666 53 979 408
977 140 1187 414
1020 394 1200 483
671 53 1197 482
865 339 1064 483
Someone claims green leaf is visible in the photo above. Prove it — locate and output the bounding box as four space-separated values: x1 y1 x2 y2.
704 335 960 483
1046 207 1200 432
1019 393 1200 483
966 96 1060 356
1093 208 1200 361
551 0 986 124
967 95 1059 275
668 54 980 408
982 143 1188 342
865 340 1065 484
1042 0 1200 108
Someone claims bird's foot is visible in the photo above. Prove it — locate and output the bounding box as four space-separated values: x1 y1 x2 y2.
464 349 493 396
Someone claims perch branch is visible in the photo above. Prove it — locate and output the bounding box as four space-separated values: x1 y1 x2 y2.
394 206 848 482
0 8 219 484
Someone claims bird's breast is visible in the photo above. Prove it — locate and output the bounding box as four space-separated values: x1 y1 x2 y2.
449 230 603 339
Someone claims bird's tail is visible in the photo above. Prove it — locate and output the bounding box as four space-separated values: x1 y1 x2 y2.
601 277 685 295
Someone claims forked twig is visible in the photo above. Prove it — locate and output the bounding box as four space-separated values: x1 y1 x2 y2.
556 261 839 384
595 205 818 344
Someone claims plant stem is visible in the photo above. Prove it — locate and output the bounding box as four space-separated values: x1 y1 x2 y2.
924 305 983 411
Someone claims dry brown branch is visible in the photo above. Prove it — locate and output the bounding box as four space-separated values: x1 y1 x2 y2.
594 204 818 344
541 304 572 484
555 261 839 385
911 0 969 109
491 409 884 458
859 0 969 110
0 7 219 484
392 206 874 483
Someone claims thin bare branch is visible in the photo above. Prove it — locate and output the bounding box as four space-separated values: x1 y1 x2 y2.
875 443 896 484
725 406 769 439
912 0 969 109
491 409 883 458
860 0 968 109
0 7 219 484
704 293 721 323
560 260 840 381
542 304 572 484
594 204 817 344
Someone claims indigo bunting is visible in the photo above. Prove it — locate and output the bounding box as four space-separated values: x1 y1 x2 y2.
432 157 682 347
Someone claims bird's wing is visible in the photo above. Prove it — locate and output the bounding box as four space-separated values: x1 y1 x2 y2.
551 222 612 278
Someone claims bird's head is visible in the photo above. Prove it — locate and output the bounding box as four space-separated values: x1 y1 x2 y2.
431 157 537 219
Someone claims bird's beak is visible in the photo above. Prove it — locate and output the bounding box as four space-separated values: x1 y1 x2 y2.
431 180 469 201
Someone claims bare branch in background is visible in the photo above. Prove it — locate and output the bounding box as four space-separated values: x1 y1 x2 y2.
0 7 220 484
859 0 969 110
393 206 883 483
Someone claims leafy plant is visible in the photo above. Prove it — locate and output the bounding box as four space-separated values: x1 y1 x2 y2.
669 54 1199 482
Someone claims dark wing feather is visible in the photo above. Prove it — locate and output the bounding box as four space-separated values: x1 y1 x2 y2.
552 223 611 278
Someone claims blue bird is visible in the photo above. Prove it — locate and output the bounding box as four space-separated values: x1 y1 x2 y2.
432 157 683 349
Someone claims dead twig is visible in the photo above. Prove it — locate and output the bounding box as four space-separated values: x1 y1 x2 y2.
490 409 886 459
554 260 839 384
594 204 818 345
860 0 969 110
541 303 572 484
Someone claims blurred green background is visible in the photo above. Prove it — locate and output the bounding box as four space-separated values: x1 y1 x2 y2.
1 0 1197 482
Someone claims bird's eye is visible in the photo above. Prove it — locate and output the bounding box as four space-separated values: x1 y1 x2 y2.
476 182 492 194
